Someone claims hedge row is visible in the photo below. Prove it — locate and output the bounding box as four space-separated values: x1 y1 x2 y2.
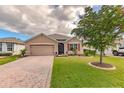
83 49 96 56
0 53 12 56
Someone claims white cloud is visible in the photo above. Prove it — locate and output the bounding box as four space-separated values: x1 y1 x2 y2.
0 5 86 36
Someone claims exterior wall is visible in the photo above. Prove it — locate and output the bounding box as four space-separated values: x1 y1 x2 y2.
64 37 83 55
25 35 58 55
13 44 25 55
0 42 25 55
1 43 7 52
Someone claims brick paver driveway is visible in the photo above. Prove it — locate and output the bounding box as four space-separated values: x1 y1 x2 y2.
0 56 54 88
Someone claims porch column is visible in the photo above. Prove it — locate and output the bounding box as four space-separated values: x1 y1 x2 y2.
67 44 70 51
78 43 80 51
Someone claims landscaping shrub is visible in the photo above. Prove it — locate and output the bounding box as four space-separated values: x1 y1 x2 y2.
0 53 12 56
20 48 26 57
83 49 96 56
70 47 77 55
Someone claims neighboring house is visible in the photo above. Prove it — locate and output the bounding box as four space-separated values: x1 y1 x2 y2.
101 38 124 55
0 38 25 55
115 38 124 48
25 33 83 56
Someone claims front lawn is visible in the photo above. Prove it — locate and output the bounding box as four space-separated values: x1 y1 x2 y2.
51 56 124 88
0 56 18 65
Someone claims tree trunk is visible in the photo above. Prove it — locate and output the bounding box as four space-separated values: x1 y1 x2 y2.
100 50 103 64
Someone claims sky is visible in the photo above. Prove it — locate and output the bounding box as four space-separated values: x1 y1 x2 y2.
0 28 31 41
0 5 101 41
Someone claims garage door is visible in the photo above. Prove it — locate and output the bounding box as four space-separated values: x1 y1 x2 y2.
30 45 54 56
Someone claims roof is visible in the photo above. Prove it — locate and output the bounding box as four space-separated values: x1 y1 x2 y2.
25 33 58 43
48 34 71 40
0 38 25 45
66 37 81 42
25 33 80 43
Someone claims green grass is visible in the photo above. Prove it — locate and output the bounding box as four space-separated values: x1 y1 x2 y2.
0 56 18 65
51 56 124 88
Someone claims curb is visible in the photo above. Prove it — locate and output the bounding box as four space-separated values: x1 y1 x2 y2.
88 62 116 70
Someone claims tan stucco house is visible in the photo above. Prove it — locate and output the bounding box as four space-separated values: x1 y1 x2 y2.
25 33 83 56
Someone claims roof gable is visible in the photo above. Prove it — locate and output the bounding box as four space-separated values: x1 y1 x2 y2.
25 33 57 43
66 37 81 43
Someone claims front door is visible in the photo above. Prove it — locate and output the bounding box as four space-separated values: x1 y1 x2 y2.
58 43 64 54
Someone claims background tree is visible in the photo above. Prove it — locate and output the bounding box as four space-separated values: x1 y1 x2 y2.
71 5 124 64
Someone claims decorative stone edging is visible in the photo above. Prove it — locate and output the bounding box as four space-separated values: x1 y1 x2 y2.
88 62 116 70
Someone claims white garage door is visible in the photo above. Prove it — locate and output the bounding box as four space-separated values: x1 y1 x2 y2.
30 45 54 56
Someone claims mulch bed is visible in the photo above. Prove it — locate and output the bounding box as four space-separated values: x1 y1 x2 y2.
91 62 113 68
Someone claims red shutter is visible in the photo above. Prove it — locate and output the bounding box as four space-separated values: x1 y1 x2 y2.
67 44 70 51
78 44 80 51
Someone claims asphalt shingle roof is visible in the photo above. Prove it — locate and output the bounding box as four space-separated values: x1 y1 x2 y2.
0 38 24 45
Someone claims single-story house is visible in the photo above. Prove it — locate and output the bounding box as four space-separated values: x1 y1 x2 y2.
25 33 83 56
0 38 25 55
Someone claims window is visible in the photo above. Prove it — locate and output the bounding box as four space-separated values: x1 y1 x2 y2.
7 43 14 51
74 44 77 49
69 44 77 51
119 45 124 49
119 47 124 49
0 43 2 51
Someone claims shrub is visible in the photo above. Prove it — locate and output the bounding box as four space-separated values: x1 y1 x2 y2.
20 49 26 57
70 47 77 55
83 49 96 56
0 53 12 56
83 49 89 56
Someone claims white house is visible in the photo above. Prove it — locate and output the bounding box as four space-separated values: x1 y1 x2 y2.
0 38 25 55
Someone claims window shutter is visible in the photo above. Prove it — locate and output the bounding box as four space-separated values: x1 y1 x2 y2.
78 44 80 51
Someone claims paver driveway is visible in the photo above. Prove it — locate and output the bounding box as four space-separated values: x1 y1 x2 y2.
0 56 54 88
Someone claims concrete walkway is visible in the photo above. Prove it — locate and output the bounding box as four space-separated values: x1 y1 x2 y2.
0 56 54 88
